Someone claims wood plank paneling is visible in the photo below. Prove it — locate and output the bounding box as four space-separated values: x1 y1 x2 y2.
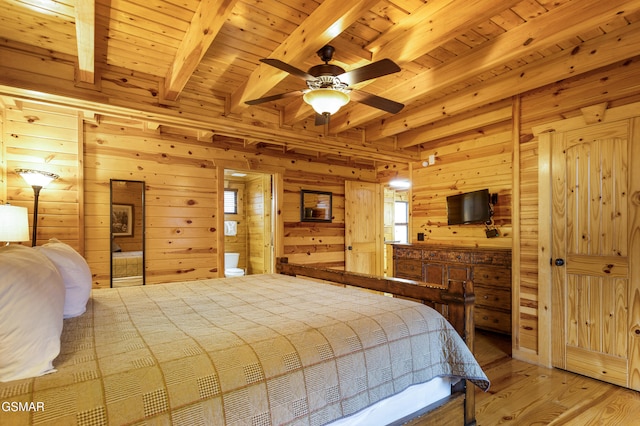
409 124 513 248
84 122 218 287
2 101 81 249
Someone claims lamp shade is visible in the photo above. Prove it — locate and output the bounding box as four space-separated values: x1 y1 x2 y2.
16 169 59 187
303 88 350 115
0 205 30 242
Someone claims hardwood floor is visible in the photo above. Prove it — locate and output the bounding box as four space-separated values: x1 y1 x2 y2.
474 330 640 425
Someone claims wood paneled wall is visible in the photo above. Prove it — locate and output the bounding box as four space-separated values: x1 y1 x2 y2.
409 124 513 249
1 102 82 249
283 170 349 268
84 121 219 287
84 119 377 287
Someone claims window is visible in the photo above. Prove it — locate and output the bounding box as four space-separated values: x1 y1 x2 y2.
394 201 408 244
224 189 238 214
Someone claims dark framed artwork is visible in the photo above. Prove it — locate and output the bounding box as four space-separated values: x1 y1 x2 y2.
112 204 134 237
300 190 332 222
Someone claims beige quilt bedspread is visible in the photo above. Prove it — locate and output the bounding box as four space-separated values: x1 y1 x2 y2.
0 274 489 425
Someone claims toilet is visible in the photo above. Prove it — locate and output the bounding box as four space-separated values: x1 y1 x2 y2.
224 252 245 277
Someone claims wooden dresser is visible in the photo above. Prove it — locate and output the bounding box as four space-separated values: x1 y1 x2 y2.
393 244 512 334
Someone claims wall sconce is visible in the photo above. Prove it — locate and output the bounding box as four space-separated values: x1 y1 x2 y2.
0 204 29 245
16 169 59 247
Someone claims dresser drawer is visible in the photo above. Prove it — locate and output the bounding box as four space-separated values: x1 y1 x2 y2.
395 259 423 280
424 250 471 263
473 250 511 266
473 265 511 288
475 306 511 334
475 286 511 310
394 247 423 260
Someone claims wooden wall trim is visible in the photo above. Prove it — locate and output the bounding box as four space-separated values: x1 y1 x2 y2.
532 101 640 135
76 112 85 255
216 167 225 278
535 131 553 368
511 95 522 357
629 117 640 390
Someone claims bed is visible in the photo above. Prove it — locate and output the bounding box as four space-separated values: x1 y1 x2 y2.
0 250 488 426
111 250 144 287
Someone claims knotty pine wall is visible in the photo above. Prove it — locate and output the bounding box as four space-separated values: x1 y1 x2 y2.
0 110 377 288
409 123 513 249
283 170 347 268
84 121 218 287
1 101 82 250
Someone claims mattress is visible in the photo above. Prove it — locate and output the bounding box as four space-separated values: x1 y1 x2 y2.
111 250 143 278
0 273 488 425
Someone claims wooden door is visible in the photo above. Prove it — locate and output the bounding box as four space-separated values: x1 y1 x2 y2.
345 181 383 275
551 120 633 387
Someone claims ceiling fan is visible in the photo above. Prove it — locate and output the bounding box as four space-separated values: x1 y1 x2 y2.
245 45 404 126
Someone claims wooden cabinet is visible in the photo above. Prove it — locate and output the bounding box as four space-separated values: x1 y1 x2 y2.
393 244 512 334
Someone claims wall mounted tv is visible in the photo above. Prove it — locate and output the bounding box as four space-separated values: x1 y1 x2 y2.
446 189 492 225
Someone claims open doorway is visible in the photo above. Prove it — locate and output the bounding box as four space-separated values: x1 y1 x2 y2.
383 186 410 276
222 169 275 277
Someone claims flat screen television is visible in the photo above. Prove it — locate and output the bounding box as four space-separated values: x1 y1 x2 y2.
446 189 492 225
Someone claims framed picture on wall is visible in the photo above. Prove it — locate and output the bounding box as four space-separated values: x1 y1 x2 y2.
112 204 134 237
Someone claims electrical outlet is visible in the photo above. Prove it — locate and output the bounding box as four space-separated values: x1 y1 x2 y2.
485 229 499 238
417 232 425 241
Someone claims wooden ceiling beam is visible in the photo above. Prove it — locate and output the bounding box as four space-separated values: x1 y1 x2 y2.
370 0 520 64
331 0 640 135
365 21 640 142
397 103 513 148
74 0 95 84
282 0 520 126
228 0 380 115
163 0 240 101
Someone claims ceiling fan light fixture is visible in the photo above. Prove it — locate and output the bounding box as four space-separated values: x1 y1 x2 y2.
303 88 350 115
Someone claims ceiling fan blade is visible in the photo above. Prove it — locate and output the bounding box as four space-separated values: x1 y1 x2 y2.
337 59 401 86
349 90 404 114
260 59 315 81
245 91 302 106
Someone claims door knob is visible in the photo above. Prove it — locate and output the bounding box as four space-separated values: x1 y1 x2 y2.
555 258 565 266
347 246 352 250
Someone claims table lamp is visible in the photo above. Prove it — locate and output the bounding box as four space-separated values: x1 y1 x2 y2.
0 204 30 245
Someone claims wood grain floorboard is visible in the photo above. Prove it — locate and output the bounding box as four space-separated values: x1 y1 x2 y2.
474 331 640 425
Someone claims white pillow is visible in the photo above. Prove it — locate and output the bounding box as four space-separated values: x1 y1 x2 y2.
0 244 65 382
36 238 92 318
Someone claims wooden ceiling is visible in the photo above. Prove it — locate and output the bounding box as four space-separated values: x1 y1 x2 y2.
1 0 639 165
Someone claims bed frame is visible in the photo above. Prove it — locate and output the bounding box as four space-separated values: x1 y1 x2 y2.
276 257 477 426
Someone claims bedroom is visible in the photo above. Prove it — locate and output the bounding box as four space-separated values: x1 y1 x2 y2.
1 0 639 424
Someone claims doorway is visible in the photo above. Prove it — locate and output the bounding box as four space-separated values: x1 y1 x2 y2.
383 186 410 276
222 169 275 276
